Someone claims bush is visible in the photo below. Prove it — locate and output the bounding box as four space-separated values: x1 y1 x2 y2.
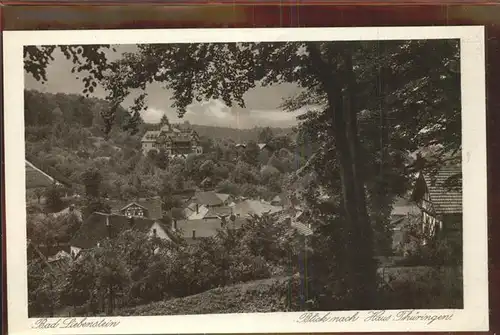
376 266 463 309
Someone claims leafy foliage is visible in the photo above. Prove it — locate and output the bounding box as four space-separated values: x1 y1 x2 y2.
29 213 304 317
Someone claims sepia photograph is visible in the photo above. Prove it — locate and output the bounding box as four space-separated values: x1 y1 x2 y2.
4 27 488 334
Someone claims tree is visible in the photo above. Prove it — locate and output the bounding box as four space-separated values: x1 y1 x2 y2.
199 159 215 178
122 110 142 135
155 148 169 170
242 141 260 167
270 135 293 152
27 260 63 317
82 197 111 220
258 127 274 144
43 183 64 213
81 167 103 198
160 114 170 128
33 188 44 204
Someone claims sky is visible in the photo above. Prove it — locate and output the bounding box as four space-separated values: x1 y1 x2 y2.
24 46 308 129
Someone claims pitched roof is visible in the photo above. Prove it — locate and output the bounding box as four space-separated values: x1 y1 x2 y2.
216 193 231 203
185 205 209 220
291 221 313 236
141 130 161 142
271 195 282 203
258 143 268 150
121 202 148 211
70 213 157 249
175 217 245 240
25 159 72 189
205 206 233 218
422 165 462 214
232 200 283 217
191 191 224 207
109 197 163 219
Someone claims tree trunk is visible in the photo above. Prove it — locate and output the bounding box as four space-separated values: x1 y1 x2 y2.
310 46 375 309
340 50 377 308
306 42 377 308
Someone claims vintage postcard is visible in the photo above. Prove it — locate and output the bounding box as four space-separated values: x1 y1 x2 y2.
3 26 488 334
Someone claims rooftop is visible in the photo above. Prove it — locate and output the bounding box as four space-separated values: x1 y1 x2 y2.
175 217 246 240
25 158 72 189
232 200 283 217
109 197 163 219
191 191 224 207
70 213 164 249
205 206 233 218
420 164 462 214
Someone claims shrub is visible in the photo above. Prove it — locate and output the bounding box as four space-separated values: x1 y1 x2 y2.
376 266 463 309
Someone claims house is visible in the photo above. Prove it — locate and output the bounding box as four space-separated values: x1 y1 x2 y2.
411 164 462 243
25 158 72 189
141 123 203 157
184 203 209 220
183 201 233 220
172 217 246 244
215 193 233 206
69 212 172 257
190 191 225 208
109 197 163 220
204 206 233 220
231 199 283 218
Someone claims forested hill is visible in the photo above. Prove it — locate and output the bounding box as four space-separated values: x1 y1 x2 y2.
25 89 294 144
24 90 298 198
142 123 294 143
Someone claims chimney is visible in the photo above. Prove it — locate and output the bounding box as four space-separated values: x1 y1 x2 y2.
173 219 178 230
192 230 196 239
196 203 199 214
69 204 75 212
105 215 112 239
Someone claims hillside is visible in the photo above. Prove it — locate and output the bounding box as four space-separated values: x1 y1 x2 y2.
25 89 295 147
141 123 294 144
24 90 304 204
115 276 302 316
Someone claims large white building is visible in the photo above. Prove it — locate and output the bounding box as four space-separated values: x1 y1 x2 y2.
141 123 203 157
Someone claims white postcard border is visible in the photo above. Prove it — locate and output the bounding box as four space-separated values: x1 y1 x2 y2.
3 26 488 334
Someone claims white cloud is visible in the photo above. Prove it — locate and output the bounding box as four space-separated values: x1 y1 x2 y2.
138 99 317 129
140 107 165 123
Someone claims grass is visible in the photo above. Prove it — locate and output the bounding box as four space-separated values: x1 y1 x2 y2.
115 276 298 316
86 265 462 317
